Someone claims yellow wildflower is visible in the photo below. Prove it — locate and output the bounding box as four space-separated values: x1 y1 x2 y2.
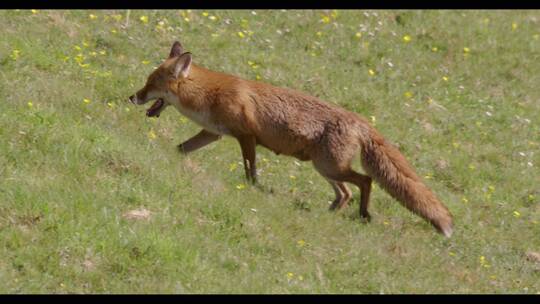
368 69 375 76
432 46 438 52
404 91 413 99
462 197 468 203
27 101 33 108
140 15 148 24
442 76 449 82
237 32 245 38
202 11 209 17
403 35 411 43
236 183 246 190
355 32 362 38
297 239 305 247
10 49 20 60
83 98 91 104
321 15 330 24
209 15 217 21
141 60 150 65
513 211 521 218
512 22 518 31
89 14 97 20
31 9 38 14
148 130 157 140
463 47 470 53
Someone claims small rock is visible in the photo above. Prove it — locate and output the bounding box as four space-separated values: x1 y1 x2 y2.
122 208 152 220
525 251 540 263
83 259 95 271
436 159 449 170
422 122 435 133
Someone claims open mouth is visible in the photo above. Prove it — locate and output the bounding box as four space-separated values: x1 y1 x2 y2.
146 98 165 117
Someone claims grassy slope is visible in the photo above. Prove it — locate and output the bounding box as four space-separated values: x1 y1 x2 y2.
0 10 539 293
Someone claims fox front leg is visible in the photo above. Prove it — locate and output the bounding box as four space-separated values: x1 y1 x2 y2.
237 135 258 184
177 129 222 154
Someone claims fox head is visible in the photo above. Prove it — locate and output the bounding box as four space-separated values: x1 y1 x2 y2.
128 41 192 117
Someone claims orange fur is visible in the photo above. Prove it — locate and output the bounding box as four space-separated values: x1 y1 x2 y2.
129 41 454 237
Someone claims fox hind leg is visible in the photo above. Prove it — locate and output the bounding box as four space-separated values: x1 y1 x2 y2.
341 171 373 222
327 179 353 211
313 158 373 221
336 182 353 210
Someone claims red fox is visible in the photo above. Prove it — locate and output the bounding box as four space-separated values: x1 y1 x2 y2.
129 41 453 237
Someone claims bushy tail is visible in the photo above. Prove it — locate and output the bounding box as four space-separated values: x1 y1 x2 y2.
360 129 453 237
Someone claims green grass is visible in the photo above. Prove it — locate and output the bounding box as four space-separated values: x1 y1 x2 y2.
0 9 539 293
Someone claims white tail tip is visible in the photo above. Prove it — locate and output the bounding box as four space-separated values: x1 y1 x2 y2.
442 226 453 238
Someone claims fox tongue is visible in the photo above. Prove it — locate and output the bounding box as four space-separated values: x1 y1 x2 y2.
146 99 164 117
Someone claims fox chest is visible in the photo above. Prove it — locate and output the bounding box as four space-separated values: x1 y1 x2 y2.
167 97 229 135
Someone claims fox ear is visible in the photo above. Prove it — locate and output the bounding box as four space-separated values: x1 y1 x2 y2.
172 52 192 79
169 41 184 58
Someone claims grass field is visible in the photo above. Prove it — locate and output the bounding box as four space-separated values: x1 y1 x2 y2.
0 9 539 293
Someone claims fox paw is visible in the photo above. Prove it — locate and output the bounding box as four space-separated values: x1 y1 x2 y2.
177 144 186 154
360 213 372 223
